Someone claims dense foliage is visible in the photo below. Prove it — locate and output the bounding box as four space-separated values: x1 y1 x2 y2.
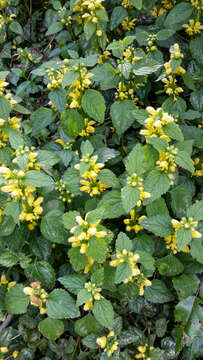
0 0 203 359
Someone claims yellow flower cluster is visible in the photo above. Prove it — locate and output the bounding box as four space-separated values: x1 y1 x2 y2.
189 0 203 10
123 47 142 64
19 193 43 230
151 0 176 18
0 115 20 148
140 106 175 142
55 179 75 203
23 281 48 314
136 344 154 359
83 282 103 310
156 145 178 184
61 15 72 26
55 138 75 149
110 249 140 282
0 166 43 230
69 215 107 254
0 79 8 95
0 274 16 291
122 16 137 31
164 217 201 254
115 81 139 105
46 61 69 89
79 118 96 137
98 50 111 64
192 158 203 177
13 146 40 171
162 76 184 98
183 19 203 36
73 0 104 29
127 173 151 206
146 35 157 52
124 209 146 233
162 44 184 100
0 0 9 9
75 154 108 197
97 331 118 357
122 0 134 8
67 66 94 109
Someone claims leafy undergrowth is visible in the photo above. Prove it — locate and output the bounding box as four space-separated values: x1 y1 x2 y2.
0 0 203 359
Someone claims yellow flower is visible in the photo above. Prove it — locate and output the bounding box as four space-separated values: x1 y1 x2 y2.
0 347 8 353
183 19 203 36
97 336 107 348
124 210 146 233
79 118 96 137
0 274 8 285
12 350 19 358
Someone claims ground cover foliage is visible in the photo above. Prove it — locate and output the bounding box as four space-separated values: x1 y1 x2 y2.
0 0 202 359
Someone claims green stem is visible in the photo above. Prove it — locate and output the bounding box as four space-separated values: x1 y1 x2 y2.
70 336 80 360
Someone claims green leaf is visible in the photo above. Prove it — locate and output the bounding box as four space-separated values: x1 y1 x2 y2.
125 144 147 175
25 261 56 290
182 72 196 91
190 239 203 264
164 122 184 142
144 170 170 203
91 268 104 287
136 250 155 270
0 215 15 237
172 274 199 299
81 89 106 123
116 232 132 252
189 35 203 65
98 190 125 219
46 22 63 36
93 298 114 328
148 137 168 151
63 168 80 195
156 29 175 41
62 70 78 87
121 186 140 213
144 280 174 303
132 109 148 125
58 275 86 295
174 296 195 324
110 100 137 136
24 170 54 187
164 2 192 28
0 251 18 267
9 21 23 35
68 247 88 272
5 284 29 314
75 314 103 337
170 185 192 218
110 7 128 30
86 237 107 263
162 97 186 116
48 88 67 113
47 289 80 319
39 318 64 340
115 262 132 284
84 22 96 40
41 210 69 244
37 150 60 168
130 0 142 9
63 210 79 230
190 90 203 112
92 64 119 90
4 200 21 224
146 198 169 217
61 109 84 138
31 108 56 136
155 318 168 338
176 227 192 251
0 97 11 120
98 169 120 188
76 289 91 307
7 128 24 149
175 151 194 173
140 215 172 237
157 255 184 276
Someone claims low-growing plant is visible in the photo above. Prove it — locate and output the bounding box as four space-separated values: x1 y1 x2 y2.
0 0 202 359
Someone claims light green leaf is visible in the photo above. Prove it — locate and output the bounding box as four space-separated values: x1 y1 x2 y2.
110 7 127 30
31 108 56 136
176 227 192 251
157 255 184 276
41 210 69 244
9 21 23 35
173 274 199 299
82 89 106 123
47 289 80 319
164 2 192 28
170 185 192 218
0 97 11 120
5 284 29 314
187 198 203 220
86 237 107 263
0 251 18 267
46 22 63 36
58 275 86 295
93 298 114 328
84 22 96 40
121 186 140 213
75 314 103 337
61 109 84 138
24 170 54 187
156 29 175 41
125 144 147 175
25 261 56 290
115 262 132 284
110 100 137 136
175 151 194 173
116 232 132 252
68 247 88 272
39 318 64 340
140 215 172 237
144 170 170 203
63 210 80 230
174 296 195 324
144 280 174 303
164 122 184 142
